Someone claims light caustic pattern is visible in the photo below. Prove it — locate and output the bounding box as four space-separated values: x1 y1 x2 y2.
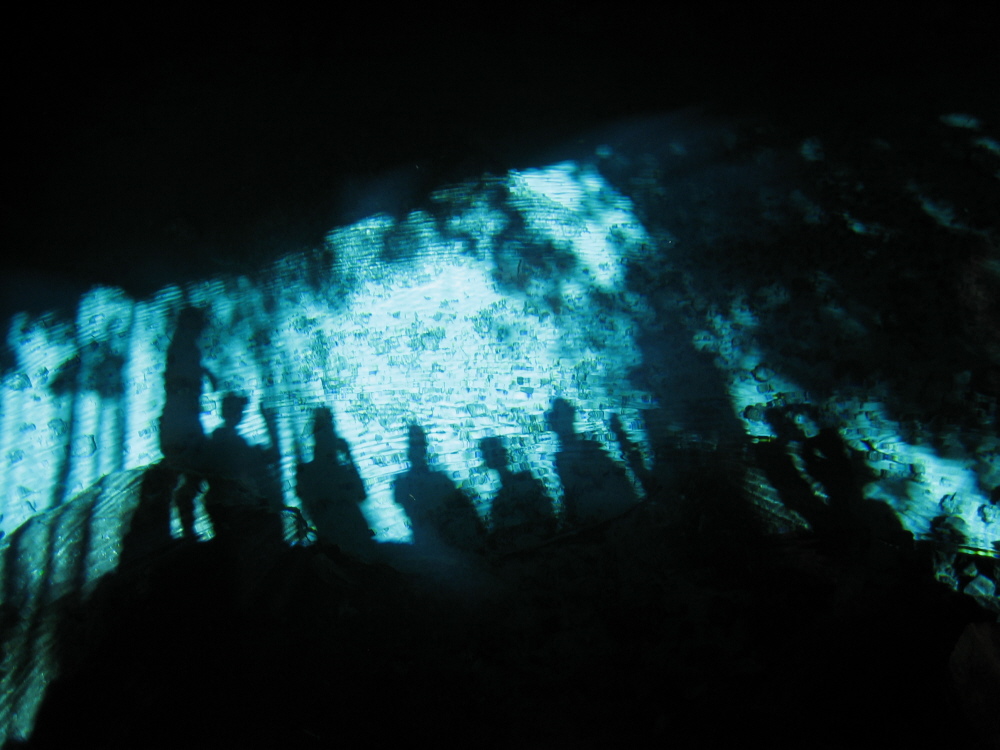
0 163 656 540
696 297 1000 579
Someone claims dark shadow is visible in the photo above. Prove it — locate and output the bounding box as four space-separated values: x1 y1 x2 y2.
205 393 283 512
756 405 909 552
799 422 905 549
158 306 214 540
46 341 128 508
295 407 374 558
154 312 288 568
88 345 127 475
609 414 658 499
0 490 100 740
393 424 486 553
950 620 1000 749
119 462 182 570
25 472 292 750
198 475 288 609
0 523 35 700
47 355 81 507
546 398 638 527
480 436 555 551
751 409 830 533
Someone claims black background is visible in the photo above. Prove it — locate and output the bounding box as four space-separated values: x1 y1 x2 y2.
4 6 997 308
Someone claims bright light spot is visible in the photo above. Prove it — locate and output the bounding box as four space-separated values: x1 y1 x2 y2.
0 163 657 544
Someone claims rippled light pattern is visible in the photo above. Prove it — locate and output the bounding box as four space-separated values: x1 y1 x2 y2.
1 163 656 542
699 301 1000 563
3 121 1000 746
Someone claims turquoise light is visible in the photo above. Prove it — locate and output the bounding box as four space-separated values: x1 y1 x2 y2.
0 162 656 543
